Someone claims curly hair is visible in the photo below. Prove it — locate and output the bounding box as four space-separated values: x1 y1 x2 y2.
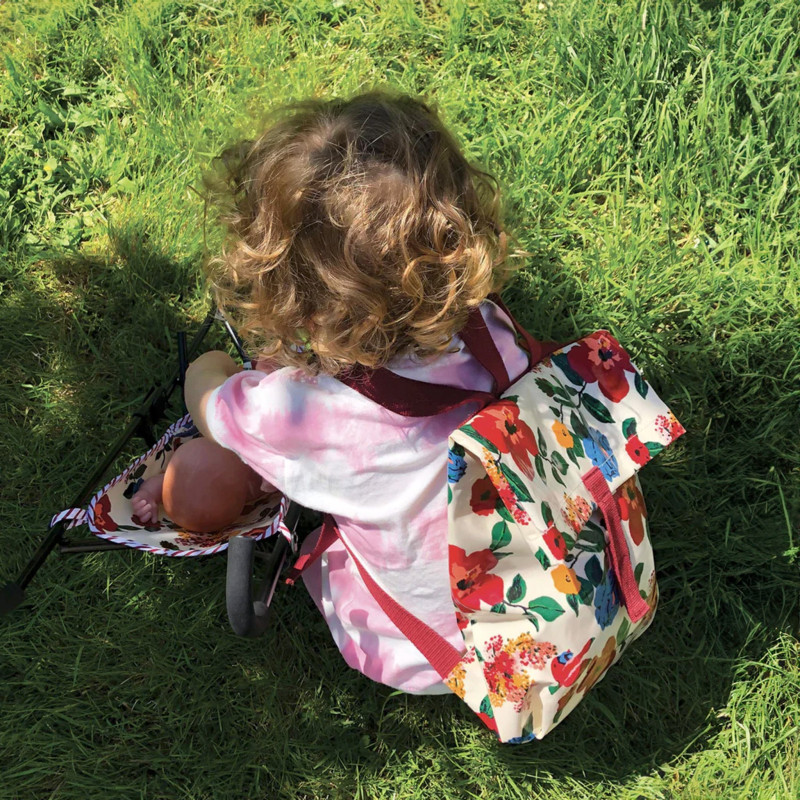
205 91 516 375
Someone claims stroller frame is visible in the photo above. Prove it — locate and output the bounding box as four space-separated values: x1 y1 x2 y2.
0 308 301 638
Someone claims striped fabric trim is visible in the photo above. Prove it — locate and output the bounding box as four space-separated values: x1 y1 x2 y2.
50 414 284 558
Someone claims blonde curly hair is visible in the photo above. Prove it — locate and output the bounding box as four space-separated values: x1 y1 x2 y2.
205 91 515 375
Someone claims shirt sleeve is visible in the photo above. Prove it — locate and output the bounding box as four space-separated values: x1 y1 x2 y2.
203 366 308 492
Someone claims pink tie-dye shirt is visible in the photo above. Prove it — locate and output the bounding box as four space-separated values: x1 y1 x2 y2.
205 300 530 694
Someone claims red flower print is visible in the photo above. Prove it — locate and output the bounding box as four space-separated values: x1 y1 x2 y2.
476 707 499 733
482 633 557 711
656 412 685 442
470 475 500 516
471 400 539 479
543 523 568 559
92 495 118 532
551 638 593 687
567 332 635 403
449 546 504 611
616 477 647 546
625 435 651 466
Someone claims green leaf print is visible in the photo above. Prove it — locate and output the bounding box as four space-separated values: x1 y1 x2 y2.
622 418 637 439
569 410 590 440
635 372 649 398
523 612 541 631
537 428 548 458
527 596 565 621
566 593 581 616
500 462 534 502
616 617 631 645
535 547 551 570
496 499 515 523
646 441 665 457
506 573 527 603
535 378 556 397
480 695 494 717
490 521 512 551
552 452 569 475
578 576 595 606
490 603 507 614
575 525 606 553
582 394 615 424
551 352 585 386
551 464 566 486
535 455 546 480
584 554 604 586
541 501 554 525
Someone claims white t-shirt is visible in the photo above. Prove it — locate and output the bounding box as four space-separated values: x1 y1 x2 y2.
205 300 530 693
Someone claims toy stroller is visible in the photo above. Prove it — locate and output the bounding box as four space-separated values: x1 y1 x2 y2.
0 309 303 637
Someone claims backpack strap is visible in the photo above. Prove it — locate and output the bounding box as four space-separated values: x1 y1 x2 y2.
488 293 554 366
582 467 651 621
457 305 511 393
338 302 542 417
339 363 496 418
287 515 463 678
338 306 505 417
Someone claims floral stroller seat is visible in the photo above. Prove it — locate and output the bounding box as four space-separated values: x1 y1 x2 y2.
50 415 286 558
1 309 301 636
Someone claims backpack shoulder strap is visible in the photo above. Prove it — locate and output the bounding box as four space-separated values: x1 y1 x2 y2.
338 302 537 417
488 293 558 366
338 363 496 417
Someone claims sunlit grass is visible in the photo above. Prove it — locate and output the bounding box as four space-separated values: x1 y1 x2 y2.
1 1 798 798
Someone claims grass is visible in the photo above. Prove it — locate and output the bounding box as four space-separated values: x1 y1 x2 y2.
1 0 798 798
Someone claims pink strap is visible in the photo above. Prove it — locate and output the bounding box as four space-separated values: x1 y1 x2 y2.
284 521 337 585
289 515 464 677
581 468 650 622
336 530 464 678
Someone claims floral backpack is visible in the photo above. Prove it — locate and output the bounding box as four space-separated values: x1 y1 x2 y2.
291 297 685 743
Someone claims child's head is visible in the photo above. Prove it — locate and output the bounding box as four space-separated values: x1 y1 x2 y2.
207 90 514 374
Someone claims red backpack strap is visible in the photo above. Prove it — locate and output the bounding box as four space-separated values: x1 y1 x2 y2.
488 293 561 365
338 364 496 418
581 468 650 622
458 305 511 393
338 305 519 417
289 515 464 678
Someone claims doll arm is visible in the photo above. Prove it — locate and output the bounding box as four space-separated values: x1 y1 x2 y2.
184 350 241 440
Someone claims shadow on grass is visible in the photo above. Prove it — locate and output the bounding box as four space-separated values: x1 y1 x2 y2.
2 236 798 796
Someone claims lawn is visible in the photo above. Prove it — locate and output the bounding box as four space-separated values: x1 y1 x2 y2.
1 1 798 798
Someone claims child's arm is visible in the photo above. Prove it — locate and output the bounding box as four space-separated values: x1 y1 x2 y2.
184 350 241 440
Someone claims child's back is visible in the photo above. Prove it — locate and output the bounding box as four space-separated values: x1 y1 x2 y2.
206 298 530 692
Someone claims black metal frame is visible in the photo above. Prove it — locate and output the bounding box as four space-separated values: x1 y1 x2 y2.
0 308 299 636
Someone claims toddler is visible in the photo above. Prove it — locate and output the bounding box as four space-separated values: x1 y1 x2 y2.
135 91 537 693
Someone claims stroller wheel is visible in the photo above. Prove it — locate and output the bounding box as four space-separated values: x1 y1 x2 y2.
226 532 289 637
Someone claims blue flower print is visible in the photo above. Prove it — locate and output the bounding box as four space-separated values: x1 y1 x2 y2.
506 732 537 744
594 566 621 630
447 445 467 483
582 428 620 481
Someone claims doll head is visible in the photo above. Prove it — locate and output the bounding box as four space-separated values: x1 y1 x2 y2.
206 90 513 374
